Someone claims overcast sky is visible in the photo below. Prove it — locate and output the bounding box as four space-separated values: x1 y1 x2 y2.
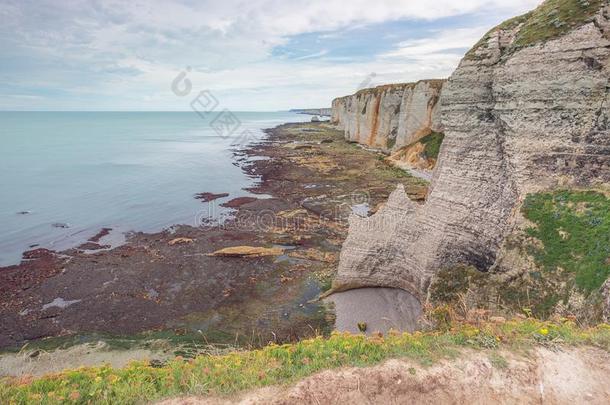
0 0 542 111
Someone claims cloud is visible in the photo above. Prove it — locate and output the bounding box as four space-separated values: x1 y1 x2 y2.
0 0 542 110
381 27 491 60
1 94 44 100
294 50 329 61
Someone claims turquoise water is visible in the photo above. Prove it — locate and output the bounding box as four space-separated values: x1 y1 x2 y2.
0 111 309 266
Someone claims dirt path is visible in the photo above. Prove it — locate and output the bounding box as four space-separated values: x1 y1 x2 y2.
159 347 610 404
0 342 170 377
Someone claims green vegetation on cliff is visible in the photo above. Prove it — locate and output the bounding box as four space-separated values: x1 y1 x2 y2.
522 190 610 293
420 131 445 160
2 320 609 404
468 0 603 58
392 131 444 162
431 190 610 320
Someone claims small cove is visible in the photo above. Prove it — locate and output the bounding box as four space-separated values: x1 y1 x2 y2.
324 287 423 334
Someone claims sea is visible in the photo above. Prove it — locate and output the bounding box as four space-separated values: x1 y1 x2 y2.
0 111 310 266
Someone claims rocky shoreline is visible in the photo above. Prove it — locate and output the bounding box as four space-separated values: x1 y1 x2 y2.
0 122 426 351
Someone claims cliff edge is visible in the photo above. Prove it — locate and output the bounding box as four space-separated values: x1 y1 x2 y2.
335 0 610 301
331 80 445 152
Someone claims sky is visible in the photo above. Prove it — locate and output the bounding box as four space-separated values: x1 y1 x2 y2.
0 0 542 111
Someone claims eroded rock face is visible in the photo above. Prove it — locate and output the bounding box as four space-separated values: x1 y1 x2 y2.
331 80 445 151
602 279 610 322
335 3 610 300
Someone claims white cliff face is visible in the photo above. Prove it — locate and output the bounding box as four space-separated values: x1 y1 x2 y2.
331 80 445 151
335 3 610 300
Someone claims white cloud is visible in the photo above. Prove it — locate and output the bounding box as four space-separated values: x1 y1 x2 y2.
0 0 543 110
381 27 491 60
294 50 329 61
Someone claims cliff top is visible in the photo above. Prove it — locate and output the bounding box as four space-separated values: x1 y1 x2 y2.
333 79 446 102
3 318 609 403
467 0 605 59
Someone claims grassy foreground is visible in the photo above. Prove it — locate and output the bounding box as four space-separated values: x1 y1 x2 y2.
1 319 609 404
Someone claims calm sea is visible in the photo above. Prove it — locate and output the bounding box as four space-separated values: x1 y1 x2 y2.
0 111 310 266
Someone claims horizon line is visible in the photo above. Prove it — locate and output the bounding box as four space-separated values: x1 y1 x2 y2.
0 109 318 113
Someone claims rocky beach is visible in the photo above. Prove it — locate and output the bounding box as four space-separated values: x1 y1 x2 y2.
0 121 427 354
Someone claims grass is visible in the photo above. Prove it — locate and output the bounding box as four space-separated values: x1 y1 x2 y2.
488 352 509 370
521 190 610 293
375 156 416 179
375 154 422 182
420 131 445 160
467 0 603 59
430 189 609 320
395 131 444 161
429 266 488 305
1 319 609 404
2 329 242 359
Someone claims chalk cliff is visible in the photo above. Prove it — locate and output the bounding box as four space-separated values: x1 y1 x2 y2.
331 80 445 152
335 0 610 300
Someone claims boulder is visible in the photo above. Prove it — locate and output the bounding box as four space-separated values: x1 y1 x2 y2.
206 246 284 257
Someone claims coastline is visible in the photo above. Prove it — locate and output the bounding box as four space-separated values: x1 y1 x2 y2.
3 0 609 400
0 121 427 356
0 111 302 268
